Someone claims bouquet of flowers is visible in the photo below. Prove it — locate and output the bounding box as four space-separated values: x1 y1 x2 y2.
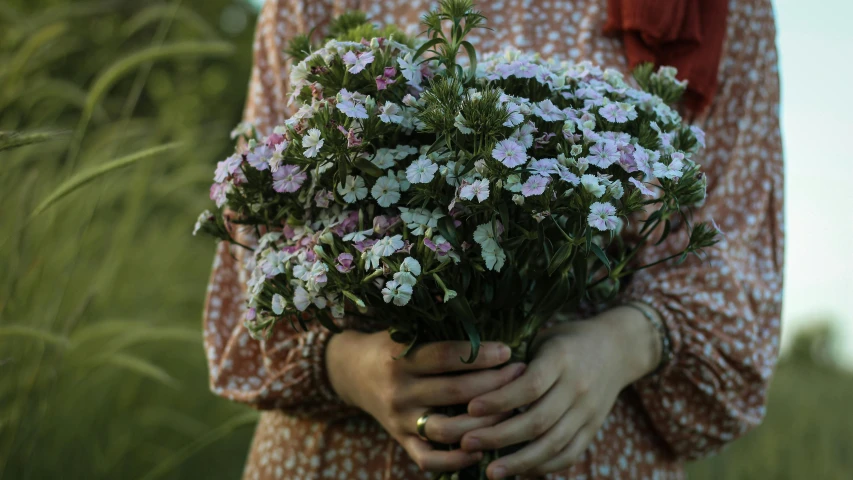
194 1 718 477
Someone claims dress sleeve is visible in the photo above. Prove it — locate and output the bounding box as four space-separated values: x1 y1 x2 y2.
622 1 784 460
203 0 360 417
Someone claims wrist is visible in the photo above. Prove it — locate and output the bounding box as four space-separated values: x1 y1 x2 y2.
598 304 663 386
325 330 369 407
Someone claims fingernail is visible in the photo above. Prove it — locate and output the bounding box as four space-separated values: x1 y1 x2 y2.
464 437 481 450
497 344 511 360
469 401 486 416
492 466 507 479
471 451 483 461
511 363 527 379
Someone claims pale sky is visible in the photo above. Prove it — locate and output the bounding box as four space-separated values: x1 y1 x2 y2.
243 0 853 365
774 0 853 366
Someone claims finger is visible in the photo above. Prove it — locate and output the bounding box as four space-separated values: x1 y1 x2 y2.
419 411 514 445
403 436 484 473
526 422 596 476
461 381 574 451
482 412 588 479
407 362 526 406
402 341 511 375
467 356 560 417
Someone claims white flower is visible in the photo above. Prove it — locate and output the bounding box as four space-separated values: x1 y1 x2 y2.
581 174 606 198
503 102 524 127
512 193 525 205
293 286 311 311
381 280 413 306
454 113 474 134
338 100 369 119
400 257 422 276
481 240 506 271
397 53 422 88
372 149 396 169
371 173 401 207
459 179 490 202
343 228 373 242
505 174 524 193
372 235 404 257
393 271 418 286
337 175 368 203
342 50 375 74
406 156 439 184
473 223 497 246
653 152 685 179
379 102 403 123
302 128 324 158
363 249 382 270
271 294 286 315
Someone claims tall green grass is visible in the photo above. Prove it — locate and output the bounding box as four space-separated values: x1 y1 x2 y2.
0 1 257 478
1 1 851 479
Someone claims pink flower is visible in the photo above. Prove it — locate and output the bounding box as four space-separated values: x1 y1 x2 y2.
209 183 228 207
375 74 395 90
335 253 354 273
556 165 580 185
337 125 362 148
246 145 271 171
629 177 655 196
521 175 549 197
375 67 397 90
265 133 286 147
587 141 620 168
599 103 631 123
492 139 527 168
588 202 618 231
245 307 257 322
314 189 334 208
632 147 654 176
272 164 307 193
690 125 706 148
424 237 453 256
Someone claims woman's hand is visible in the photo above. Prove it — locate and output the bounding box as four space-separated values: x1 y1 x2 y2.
460 305 663 479
326 330 527 473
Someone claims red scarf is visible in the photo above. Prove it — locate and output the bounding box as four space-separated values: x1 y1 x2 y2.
604 0 730 113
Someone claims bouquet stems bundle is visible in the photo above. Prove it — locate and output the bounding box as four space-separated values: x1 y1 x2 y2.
194 1 719 477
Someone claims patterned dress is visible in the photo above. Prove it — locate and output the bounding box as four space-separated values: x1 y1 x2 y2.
203 0 784 478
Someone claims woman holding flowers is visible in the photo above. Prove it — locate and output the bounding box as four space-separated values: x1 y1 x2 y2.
203 0 783 478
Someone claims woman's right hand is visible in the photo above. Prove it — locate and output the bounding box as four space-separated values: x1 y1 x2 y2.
326 330 525 473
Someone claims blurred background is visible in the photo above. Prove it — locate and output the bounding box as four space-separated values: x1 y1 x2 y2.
0 0 850 479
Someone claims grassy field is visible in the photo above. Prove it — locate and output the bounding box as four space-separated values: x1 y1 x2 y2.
1 1 850 479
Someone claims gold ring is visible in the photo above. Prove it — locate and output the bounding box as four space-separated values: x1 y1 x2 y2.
416 411 431 441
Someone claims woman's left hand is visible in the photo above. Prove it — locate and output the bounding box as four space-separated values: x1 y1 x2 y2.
460 305 663 479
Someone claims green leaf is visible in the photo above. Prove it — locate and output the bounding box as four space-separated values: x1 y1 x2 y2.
547 243 573 276
413 37 444 62
460 40 477 82
447 296 480 363
437 215 462 251
315 311 343 333
498 202 510 236
640 210 662 234
30 142 181 218
92 353 178 388
655 219 672 246
352 156 384 177
0 325 68 347
392 333 419 360
0 130 69 152
590 243 610 273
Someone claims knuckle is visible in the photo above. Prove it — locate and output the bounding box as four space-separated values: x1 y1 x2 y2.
530 413 550 436
528 372 549 396
384 389 407 413
431 422 455 443
574 379 590 397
